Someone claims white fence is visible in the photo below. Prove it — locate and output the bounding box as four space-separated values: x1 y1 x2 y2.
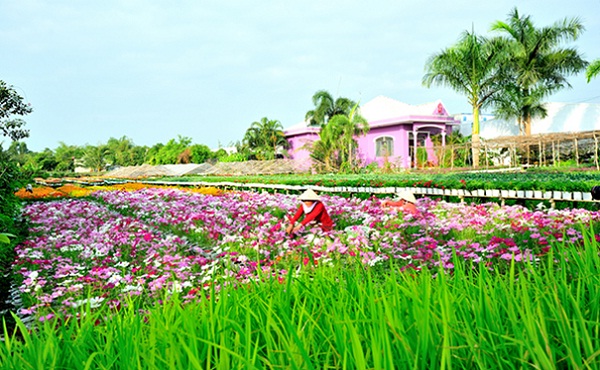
139 180 597 208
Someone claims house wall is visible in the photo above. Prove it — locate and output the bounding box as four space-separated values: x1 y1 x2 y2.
285 123 455 169
286 132 319 162
356 125 411 168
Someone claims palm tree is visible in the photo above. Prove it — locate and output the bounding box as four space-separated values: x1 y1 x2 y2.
423 31 509 167
83 145 109 172
242 117 288 160
54 142 84 172
328 102 369 171
491 8 587 135
310 102 369 173
493 84 549 135
305 90 357 127
105 136 137 166
587 59 600 82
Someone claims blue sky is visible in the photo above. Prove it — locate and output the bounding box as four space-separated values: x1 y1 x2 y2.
1 0 599 152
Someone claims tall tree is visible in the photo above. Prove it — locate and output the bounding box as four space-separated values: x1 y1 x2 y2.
146 136 192 164
305 90 357 127
0 81 32 141
189 144 215 163
105 136 138 167
423 31 508 167
310 102 369 173
587 59 600 82
242 117 288 160
6 141 30 167
491 8 587 135
82 145 109 172
54 142 84 172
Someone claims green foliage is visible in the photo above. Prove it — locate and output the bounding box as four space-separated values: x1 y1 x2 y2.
416 147 428 167
242 117 288 160
305 90 357 127
586 59 600 83
146 136 192 165
423 31 509 167
54 142 85 172
0 80 32 141
104 136 145 167
490 8 587 135
189 144 215 163
175 170 600 195
218 152 247 163
82 144 109 172
0 147 25 233
3 236 600 368
310 101 369 173
0 146 28 325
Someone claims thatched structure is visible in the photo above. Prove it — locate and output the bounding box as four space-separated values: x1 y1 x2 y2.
429 130 600 169
102 159 313 179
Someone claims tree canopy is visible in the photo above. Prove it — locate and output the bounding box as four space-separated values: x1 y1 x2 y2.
587 59 600 82
305 90 358 127
490 7 587 135
0 80 32 141
423 31 508 167
242 117 288 160
310 102 369 173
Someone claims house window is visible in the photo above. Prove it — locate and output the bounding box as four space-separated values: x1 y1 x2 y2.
376 136 394 157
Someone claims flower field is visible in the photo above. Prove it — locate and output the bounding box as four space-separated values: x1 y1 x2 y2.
15 186 600 317
5 185 600 368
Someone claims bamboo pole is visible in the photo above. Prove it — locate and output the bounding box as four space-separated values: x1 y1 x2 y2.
595 135 599 170
574 138 579 166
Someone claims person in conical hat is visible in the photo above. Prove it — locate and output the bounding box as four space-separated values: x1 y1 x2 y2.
380 190 419 215
286 189 333 236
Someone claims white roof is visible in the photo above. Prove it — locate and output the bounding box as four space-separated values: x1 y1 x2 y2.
359 96 446 122
464 102 600 139
285 95 449 131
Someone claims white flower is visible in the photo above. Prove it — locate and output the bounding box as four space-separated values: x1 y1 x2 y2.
72 296 105 309
121 285 143 293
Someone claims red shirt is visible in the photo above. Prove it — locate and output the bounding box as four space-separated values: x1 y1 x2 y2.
289 201 333 231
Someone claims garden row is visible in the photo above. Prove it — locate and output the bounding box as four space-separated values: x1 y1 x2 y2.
161 169 600 193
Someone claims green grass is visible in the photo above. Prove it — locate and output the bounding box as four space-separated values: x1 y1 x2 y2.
2 231 600 369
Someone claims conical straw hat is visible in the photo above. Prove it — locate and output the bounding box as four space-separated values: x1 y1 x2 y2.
397 190 416 204
299 189 321 201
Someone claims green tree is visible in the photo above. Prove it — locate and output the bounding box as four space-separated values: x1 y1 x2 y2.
105 136 139 167
189 144 215 163
491 8 587 135
146 136 192 165
242 117 288 160
587 59 600 82
305 90 357 127
29 149 58 172
54 142 84 172
423 31 508 168
0 81 32 141
6 141 30 167
0 147 27 307
310 102 369 173
82 145 109 172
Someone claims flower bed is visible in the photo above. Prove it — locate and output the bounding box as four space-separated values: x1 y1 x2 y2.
15 187 600 319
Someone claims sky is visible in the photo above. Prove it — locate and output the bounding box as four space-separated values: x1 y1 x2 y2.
1 0 599 152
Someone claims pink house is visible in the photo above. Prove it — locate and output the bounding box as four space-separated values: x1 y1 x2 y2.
284 96 459 169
